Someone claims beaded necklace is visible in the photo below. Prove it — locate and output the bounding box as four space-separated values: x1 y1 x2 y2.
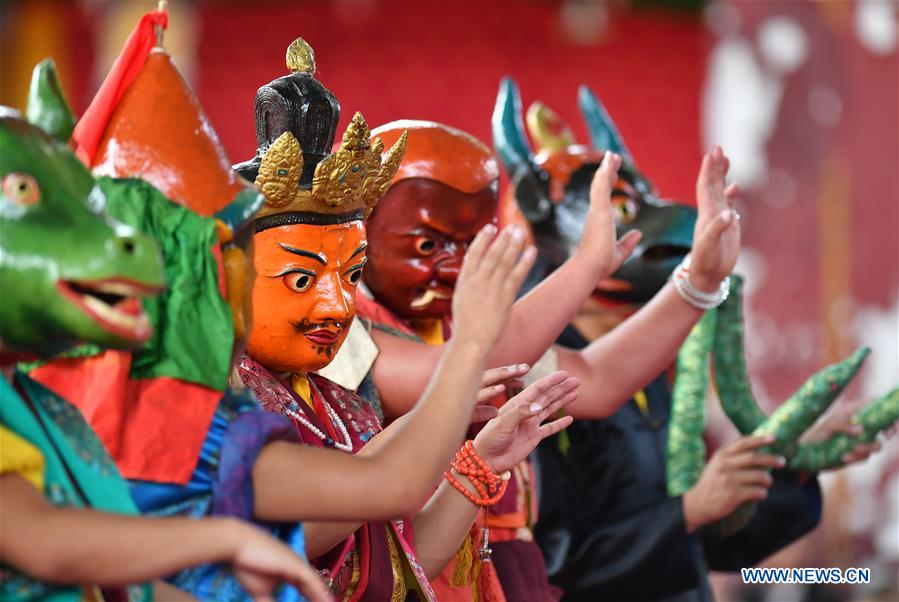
283 378 353 453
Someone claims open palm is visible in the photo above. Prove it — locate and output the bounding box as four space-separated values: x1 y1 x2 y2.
690 146 741 292
472 371 579 473
581 152 643 277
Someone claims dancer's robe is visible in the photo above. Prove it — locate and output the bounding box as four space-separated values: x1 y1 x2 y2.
326 289 561 601
236 354 436 602
0 374 151 602
533 325 823 602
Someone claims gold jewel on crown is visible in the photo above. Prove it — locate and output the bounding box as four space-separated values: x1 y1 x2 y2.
254 112 408 219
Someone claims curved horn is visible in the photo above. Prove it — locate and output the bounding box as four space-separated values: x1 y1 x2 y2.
27 59 76 142
578 85 632 161
492 77 552 223
492 77 533 171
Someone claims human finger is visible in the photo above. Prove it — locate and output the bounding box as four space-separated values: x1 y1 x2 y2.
277 554 332 602
590 152 621 201
537 415 574 440
725 435 776 454
504 372 570 417
481 364 530 388
736 486 769 503
730 451 786 470
505 245 537 295
698 208 735 245
534 390 579 424
844 441 882 463
477 226 516 281
526 377 580 416
476 384 506 404
470 404 500 423
834 417 866 437
459 223 497 280
504 377 526 392
696 146 727 213
493 226 527 284
734 469 774 487
615 230 642 261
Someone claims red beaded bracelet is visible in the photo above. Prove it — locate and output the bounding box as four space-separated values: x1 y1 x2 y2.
444 440 510 507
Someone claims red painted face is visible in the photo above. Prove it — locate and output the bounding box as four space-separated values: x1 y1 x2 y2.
247 221 367 373
364 178 497 320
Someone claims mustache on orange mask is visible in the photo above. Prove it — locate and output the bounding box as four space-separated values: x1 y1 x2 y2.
290 318 352 334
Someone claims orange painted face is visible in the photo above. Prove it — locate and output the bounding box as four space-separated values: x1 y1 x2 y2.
247 220 367 373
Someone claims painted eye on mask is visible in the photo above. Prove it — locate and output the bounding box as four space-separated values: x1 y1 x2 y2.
346 268 364 286
415 237 437 256
612 197 639 224
344 258 366 286
3 173 40 206
280 269 315 292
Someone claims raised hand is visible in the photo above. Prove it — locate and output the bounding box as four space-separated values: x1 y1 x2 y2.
682 435 785 533
230 522 332 602
469 364 531 423
690 146 741 292
800 400 895 467
476 363 530 403
471 371 578 473
577 151 642 276
451 224 536 350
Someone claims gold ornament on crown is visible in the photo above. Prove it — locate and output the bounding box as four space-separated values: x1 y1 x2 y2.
286 37 316 75
254 112 408 218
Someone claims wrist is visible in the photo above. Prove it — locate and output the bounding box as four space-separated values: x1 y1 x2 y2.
470 438 499 474
682 489 707 534
217 517 247 560
569 249 608 282
448 466 481 498
688 270 722 295
447 332 492 359
671 254 730 309
445 440 510 507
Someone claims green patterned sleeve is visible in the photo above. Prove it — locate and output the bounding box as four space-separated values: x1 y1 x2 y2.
667 309 717 497
751 347 870 458
790 386 899 471
712 275 767 434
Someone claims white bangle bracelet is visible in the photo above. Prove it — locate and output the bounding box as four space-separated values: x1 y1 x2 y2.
671 254 730 310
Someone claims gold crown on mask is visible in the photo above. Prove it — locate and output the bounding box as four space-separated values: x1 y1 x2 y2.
254 112 408 219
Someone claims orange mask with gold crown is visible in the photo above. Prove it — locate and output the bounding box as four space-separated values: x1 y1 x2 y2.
238 39 407 375
363 121 499 323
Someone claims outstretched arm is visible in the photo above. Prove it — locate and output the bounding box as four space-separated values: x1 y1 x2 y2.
0 474 330 601
485 153 641 367
299 365 527 560
411 372 577 577
372 148 740 421
253 226 536 523
561 146 742 418
373 153 637 419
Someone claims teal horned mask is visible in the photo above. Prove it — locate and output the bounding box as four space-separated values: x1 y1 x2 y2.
0 60 165 358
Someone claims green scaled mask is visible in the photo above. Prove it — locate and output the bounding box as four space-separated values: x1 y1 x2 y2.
0 62 164 358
